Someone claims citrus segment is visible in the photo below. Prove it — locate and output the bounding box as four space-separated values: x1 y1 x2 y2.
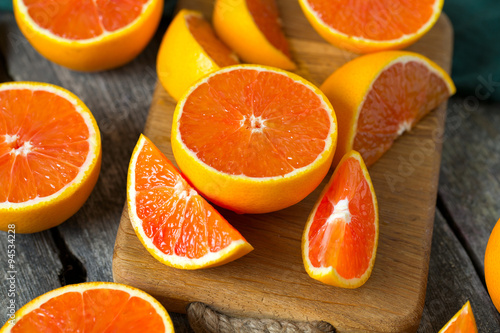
0 282 174 332
172 65 337 214
0 82 101 233
127 135 253 269
213 0 296 70
299 0 443 53
438 301 478 333
320 51 455 167
302 150 378 288
157 9 239 101
14 0 163 71
485 218 500 313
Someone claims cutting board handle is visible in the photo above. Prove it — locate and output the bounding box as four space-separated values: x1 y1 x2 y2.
186 302 336 333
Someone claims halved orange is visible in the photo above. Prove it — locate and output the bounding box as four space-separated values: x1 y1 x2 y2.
302 150 378 288
171 65 337 214
320 51 455 167
299 0 443 53
127 134 253 269
438 301 478 333
0 82 101 233
157 9 239 101
13 0 163 71
0 282 174 332
213 0 296 70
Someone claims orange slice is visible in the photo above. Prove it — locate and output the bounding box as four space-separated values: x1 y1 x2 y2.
171 65 337 214
13 0 163 71
302 150 378 288
157 9 239 101
127 134 253 269
298 0 443 53
438 301 478 333
320 51 455 167
485 218 500 312
0 82 101 233
0 282 174 332
213 0 296 70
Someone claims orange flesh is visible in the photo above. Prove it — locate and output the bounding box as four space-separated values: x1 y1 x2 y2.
0 88 89 203
179 68 331 177
305 0 436 41
441 302 477 332
135 137 246 259
246 0 291 57
187 14 239 67
354 61 449 166
11 289 165 332
308 156 375 279
23 0 149 40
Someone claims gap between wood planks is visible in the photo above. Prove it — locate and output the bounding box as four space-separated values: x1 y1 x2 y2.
436 194 487 288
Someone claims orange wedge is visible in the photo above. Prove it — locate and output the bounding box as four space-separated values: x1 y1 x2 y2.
157 9 239 101
320 51 455 167
0 282 174 332
13 0 163 71
0 82 101 233
438 301 478 333
127 135 253 269
302 150 378 288
213 0 295 70
171 65 337 214
299 0 444 53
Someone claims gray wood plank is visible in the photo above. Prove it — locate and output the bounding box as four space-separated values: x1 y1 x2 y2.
0 231 63 325
418 210 500 332
439 96 500 273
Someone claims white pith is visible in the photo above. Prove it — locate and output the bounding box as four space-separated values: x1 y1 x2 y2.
16 0 156 43
0 82 99 208
303 0 443 45
1 282 173 332
127 136 248 267
174 65 336 182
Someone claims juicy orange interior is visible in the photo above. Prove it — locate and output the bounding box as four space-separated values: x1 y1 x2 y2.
135 137 244 258
442 302 477 333
179 68 331 177
246 0 291 57
23 0 149 39
11 289 164 332
308 156 375 279
354 60 449 166
0 88 89 203
306 0 436 41
187 14 239 67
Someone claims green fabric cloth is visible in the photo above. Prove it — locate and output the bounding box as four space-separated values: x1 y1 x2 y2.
1 0 498 100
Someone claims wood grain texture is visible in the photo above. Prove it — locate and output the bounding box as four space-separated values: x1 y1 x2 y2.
439 97 500 274
417 211 500 332
113 1 454 331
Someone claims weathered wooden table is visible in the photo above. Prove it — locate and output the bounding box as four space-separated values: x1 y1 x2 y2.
1 12 499 332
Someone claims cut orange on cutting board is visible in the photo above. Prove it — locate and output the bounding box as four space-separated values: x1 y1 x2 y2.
485 218 500 313
157 9 239 101
298 0 443 53
127 134 253 269
302 150 378 288
213 0 296 70
13 0 163 71
438 301 478 333
0 282 174 332
0 82 101 233
320 51 455 167
171 65 337 214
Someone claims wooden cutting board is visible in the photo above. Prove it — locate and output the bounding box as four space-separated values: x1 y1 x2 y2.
113 0 454 331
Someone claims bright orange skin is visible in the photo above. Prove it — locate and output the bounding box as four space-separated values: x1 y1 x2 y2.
485 218 500 313
13 0 163 71
320 51 455 167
